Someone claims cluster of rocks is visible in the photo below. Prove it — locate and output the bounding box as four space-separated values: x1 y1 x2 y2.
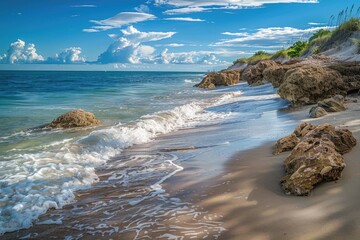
274 123 356 196
195 58 360 107
46 109 100 129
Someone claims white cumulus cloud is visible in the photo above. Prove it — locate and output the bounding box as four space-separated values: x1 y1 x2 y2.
0 39 44 64
85 12 156 32
97 26 175 64
47 47 86 64
156 0 318 14
215 26 333 46
156 49 230 65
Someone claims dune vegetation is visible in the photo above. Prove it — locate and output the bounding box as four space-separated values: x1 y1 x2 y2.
234 14 360 64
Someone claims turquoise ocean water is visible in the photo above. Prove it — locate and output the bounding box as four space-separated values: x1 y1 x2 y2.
0 71 297 238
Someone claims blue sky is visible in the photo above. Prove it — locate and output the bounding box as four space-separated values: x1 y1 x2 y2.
0 0 359 71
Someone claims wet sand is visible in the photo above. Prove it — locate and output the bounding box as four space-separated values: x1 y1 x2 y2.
168 95 360 240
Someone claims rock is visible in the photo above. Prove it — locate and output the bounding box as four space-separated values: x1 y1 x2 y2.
293 122 316 138
317 95 346 112
273 133 300 155
305 124 357 154
195 70 240 89
278 123 356 195
242 60 278 86
277 65 345 105
263 65 292 88
328 62 360 93
309 106 328 118
281 137 345 196
47 109 100 129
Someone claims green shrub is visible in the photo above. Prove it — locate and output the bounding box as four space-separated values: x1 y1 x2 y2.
309 29 332 43
234 51 273 63
287 41 308 58
271 49 289 59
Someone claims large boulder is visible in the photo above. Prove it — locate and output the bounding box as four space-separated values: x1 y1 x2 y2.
281 137 345 196
242 60 278 86
278 123 357 195
277 65 346 105
195 70 240 89
47 109 100 129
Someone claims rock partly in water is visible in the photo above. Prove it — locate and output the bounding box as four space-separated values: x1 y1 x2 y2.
47 109 101 129
309 106 328 118
279 123 357 196
281 137 345 196
273 133 300 155
317 95 346 112
277 65 345 105
242 60 278 86
195 70 240 89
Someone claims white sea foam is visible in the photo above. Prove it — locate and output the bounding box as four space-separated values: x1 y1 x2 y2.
0 91 241 235
184 79 196 83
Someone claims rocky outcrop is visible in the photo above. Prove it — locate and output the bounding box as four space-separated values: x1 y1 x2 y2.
317 95 346 112
263 65 293 88
277 65 346 105
309 106 328 118
195 70 240 89
328 62 360 93
242 60 278 86
47 109 100 129
281 137 345 196
278 123 356 196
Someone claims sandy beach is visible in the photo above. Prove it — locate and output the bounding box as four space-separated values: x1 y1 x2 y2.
167 95 360 240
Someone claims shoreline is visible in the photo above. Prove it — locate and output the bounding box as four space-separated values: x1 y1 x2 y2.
177 94 360 240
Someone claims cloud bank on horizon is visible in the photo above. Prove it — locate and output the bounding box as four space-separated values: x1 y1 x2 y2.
0 0 356 68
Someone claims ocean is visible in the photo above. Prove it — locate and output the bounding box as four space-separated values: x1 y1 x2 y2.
0 71 297 239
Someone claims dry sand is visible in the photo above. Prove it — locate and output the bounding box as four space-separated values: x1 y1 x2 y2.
166 95 360 240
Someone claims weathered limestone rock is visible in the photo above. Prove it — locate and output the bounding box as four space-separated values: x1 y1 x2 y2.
195 70 240 89
309 106 328 118
277 65 345 105
328 62 360 93
317 95 346 112
281 137 345 196
47 109 100 129
242 60 278 86
293 122 316 138
279 123 357 196
273 133 300 155
305 124 357 154
263 65 293 88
